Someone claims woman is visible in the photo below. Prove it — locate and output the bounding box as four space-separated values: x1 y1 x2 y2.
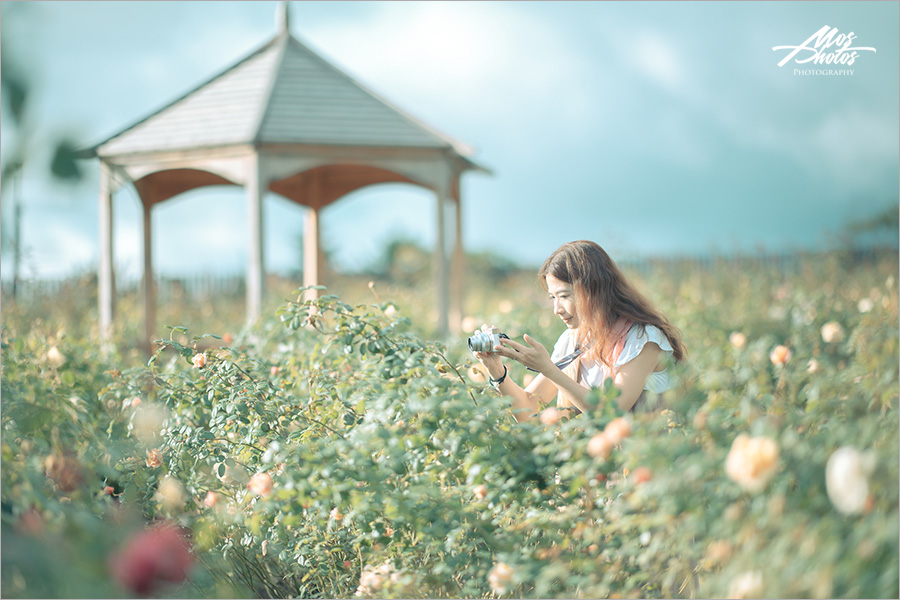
474 240 685 421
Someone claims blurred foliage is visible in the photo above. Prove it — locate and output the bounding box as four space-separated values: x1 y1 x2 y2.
843 201 900 246
364 237 524 287
1 2 84 254
2 249 898 598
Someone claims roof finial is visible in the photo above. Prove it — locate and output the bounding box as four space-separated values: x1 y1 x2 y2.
277 1 290 35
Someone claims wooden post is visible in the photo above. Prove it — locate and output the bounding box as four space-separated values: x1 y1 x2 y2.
11 170 21 299
435 184 449 336
246 155 265 324
303 206 322 297
142 199 155 351
98 162 115 345
451 175 464 334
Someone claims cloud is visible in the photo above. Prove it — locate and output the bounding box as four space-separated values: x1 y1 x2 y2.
630 31 689 94
303 2 594 131
812 107 898 185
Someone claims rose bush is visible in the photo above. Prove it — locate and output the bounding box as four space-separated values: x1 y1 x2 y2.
2 250 898 598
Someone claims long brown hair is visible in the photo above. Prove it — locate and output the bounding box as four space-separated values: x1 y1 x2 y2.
538 240 685 368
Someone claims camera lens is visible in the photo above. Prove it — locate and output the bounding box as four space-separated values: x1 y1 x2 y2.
467 332 484 352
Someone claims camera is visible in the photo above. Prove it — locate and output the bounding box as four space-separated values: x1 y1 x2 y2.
467 327 509 353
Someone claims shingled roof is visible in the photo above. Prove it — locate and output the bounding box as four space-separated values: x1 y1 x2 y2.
90 25 481 167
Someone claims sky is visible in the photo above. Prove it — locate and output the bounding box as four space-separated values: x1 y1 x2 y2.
1 0 898 280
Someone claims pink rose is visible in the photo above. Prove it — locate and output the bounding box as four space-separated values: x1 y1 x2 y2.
146 449 163 468
247 472 274 497
540 407 561 425
769 345 792 366
604 417 631 444
587 433 614 460
109 523 193 596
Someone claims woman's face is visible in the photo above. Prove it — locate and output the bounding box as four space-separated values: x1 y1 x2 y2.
546 274 579 330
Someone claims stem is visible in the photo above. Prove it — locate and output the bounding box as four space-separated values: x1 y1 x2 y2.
432 349 478 406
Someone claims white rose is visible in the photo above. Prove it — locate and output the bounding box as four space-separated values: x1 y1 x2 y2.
728 570 763 599
46 346 66 368
356 561 398 597
488 562 515 595
826 446 876 515
725 434 779 493
215 462 249 486
729 331 747 350
858 298 874 313
131 403 169 445
820 321 845 344
154 476 186 511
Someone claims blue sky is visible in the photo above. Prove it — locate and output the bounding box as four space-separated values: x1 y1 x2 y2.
1 1 898 280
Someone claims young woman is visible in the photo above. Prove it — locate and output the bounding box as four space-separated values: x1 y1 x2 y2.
474 240 685 421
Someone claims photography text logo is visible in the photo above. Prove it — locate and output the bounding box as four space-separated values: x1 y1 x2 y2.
772 25 876 76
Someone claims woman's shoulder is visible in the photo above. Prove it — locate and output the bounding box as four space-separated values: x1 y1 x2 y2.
617 323 674 365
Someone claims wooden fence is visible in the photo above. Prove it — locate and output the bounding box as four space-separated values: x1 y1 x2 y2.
1 248 891 303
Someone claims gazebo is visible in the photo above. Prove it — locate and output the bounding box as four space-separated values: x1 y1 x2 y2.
83 4 488 347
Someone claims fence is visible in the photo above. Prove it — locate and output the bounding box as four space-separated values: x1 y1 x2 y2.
1 247 893 304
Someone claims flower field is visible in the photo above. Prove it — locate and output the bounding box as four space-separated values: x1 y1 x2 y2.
2 250 898 598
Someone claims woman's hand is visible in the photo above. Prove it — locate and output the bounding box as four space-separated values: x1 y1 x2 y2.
472 324 505 379
493 334 554 374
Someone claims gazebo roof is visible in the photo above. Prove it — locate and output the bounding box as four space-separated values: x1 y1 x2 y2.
88 23 484 171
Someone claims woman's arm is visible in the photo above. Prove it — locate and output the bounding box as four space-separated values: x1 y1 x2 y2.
474 343 558 422
611 342 663 411
497 336 665 414
491 334 596 417
497 372 559 422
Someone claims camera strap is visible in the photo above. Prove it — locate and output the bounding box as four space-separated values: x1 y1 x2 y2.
524 347 583 373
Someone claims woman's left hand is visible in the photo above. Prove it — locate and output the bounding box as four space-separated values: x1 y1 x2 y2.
493 334 554 373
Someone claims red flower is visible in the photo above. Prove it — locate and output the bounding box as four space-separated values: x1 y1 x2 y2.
632 466 652 484
109 522 193 596
104 486 115 495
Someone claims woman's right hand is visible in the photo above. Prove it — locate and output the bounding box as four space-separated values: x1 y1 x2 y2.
473 324 505 380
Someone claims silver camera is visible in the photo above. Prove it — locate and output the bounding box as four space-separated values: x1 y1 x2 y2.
467 327 509 353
